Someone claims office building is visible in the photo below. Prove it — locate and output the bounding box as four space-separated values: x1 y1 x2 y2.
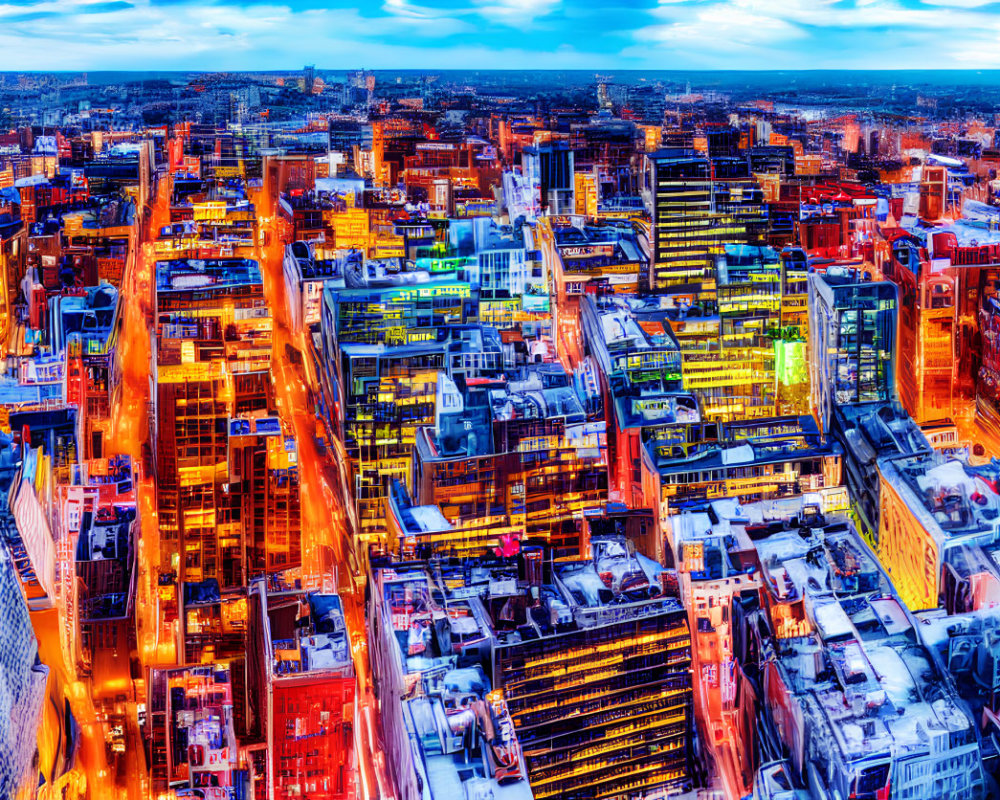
250 582 357 800
413 365 608 560
153 257 301 664
523 143 575 216
807 260 897 433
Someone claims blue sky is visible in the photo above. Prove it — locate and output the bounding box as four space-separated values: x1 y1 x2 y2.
0 0 997 71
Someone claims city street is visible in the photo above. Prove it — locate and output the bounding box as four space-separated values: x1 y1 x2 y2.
32 175 169 800
113 171 174 673
254 196 393 800
33 608 118 800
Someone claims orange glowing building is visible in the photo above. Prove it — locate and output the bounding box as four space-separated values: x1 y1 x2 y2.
153 258 301 665
249 582 357 800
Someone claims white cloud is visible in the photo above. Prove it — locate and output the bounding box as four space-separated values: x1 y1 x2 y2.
0 0 490 69
473 0 561 27
635 1 805 61
4 0 1000 71
0 0 619 70
633 0 1000 68
649 0 991 30
919 0 997 6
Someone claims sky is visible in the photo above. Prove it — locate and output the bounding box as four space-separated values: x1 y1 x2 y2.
0 0 998 72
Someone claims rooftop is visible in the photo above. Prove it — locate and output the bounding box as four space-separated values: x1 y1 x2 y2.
686 496 979 786
584 295 681 364
376 567 534 800
551 218 642 259
151 666 238 787
579 294 690 430
155 257 262 293
287 240 347 281
49 284 119 355
59 197 135 232
488 378 585 425
648 414 828 477
425 364 592 459
69 455 136 622
260 586 353 679
883 455 1000 540
833 401 931 463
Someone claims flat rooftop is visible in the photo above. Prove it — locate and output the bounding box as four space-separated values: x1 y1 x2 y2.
685 496 978 778
264 589 353 678
834 401 930 462
155 257 262 293
884 455 1000 541
377 568 534 800
488 379 585 425
581 295 682 376
649 414 827 476
50 284 119 354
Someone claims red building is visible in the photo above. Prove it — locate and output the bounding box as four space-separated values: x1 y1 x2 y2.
250 582 357 800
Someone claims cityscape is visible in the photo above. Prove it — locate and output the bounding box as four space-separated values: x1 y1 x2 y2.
12 32 1000 800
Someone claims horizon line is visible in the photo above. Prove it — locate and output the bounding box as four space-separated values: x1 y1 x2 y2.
4 67 1000 75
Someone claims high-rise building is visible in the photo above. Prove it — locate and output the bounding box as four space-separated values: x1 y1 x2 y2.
523 143 575 216
875 453 1000 611
413 365 607 560
153 258 300 664
491 540 694 799
579 293 691 507
370 565 533 800
371 538 694 800
646 150 728 294
147 665 241 798
879 229 958 424
318 268 488 543
0 542 48 800
807 261 898 433
55 454 137 681
249 582 357 800
832 400 931 544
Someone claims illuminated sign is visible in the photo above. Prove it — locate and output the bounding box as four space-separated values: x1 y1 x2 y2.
416 142 457 151
561 244 615 258
228 417 281 437
522 294 550 313
415 256 474 273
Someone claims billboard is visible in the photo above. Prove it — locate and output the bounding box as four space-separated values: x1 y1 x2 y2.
560 244 615 258
10 473 56 600
228 417 282 437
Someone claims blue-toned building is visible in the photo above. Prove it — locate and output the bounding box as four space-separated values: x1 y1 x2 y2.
0 542 48 800
831 400 931 544
371 534 695 800
579 293 696 506
693 497 988 800
370 564 534 800
807 260 898 434
317 262 498 542
645 413 840 515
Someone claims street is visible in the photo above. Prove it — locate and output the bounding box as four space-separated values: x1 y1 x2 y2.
253 195 393 800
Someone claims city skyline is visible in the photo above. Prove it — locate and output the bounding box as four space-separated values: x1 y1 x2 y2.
8 18 1000 800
